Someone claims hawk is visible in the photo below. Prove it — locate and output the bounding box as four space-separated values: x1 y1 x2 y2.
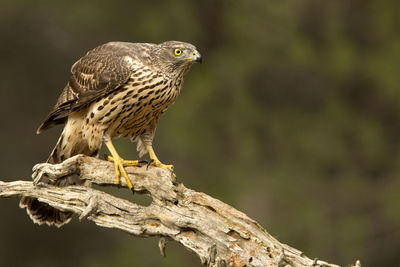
20 41 202 227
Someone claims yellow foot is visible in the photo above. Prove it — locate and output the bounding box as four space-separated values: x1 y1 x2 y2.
104 140 148 191
150 159 176 177
106 155 142 190
145 145 176 177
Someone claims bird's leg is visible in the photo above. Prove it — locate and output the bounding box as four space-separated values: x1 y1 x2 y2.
105 140 137 190
146 145 175 175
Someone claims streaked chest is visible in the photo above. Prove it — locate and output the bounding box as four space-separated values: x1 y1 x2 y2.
85 69 184 138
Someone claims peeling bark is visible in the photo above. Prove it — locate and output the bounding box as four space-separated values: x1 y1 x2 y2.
0 155 360 267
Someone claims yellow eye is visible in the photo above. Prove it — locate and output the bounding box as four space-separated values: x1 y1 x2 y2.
174 49 182 56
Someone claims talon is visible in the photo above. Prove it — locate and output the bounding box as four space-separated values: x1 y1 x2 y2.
138 160 149 165
146 159 155 170
104 154 109 160
170 166 176 178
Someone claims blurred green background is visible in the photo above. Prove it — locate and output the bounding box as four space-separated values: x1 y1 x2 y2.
1 0 399 266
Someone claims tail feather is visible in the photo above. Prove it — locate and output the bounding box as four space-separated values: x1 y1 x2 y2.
20 124 98 227
19 196 72 228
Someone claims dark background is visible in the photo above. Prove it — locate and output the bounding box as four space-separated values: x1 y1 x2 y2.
1 0 399 266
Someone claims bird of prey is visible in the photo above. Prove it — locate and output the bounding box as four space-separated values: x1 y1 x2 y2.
20 41 202 227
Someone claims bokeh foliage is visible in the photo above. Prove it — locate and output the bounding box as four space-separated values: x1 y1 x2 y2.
0 0 399 266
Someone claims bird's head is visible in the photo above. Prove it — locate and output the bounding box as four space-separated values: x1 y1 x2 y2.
152 41 202 77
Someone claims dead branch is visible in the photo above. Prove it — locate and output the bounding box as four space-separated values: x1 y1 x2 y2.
0 155 358 267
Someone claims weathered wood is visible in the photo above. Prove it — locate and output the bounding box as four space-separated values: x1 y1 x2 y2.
0 155 359 267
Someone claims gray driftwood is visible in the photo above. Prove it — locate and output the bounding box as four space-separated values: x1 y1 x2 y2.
0 155 360 267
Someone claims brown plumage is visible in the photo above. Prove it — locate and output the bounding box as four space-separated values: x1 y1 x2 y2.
20 41 201 227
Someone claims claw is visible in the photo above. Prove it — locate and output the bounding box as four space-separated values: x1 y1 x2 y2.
146 159 155 170
138 160 149 165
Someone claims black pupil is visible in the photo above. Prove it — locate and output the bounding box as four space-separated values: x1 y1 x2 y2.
176 49 181 54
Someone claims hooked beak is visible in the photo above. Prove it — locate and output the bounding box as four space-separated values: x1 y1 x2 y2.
187 50 202 63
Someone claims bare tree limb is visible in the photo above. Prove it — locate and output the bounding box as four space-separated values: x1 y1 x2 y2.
0 155 359 267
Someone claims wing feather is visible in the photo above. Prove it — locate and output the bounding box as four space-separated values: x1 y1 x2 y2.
37 42 155 133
